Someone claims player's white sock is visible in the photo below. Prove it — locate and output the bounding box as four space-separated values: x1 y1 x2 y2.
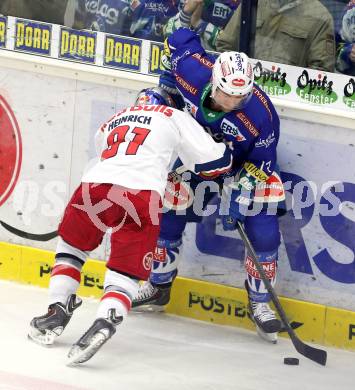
49 264 81 305
97 291 131 319
49 237 87 305
97 269 140 318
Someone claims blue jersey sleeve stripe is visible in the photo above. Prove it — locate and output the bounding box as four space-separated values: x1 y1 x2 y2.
194 148 232 174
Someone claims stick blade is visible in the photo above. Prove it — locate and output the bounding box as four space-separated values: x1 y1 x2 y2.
0 221 58 241
293 336 327 366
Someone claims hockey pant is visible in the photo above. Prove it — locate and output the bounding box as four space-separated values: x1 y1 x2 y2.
150 164 224 285
50 183 161 309
150 167 282 303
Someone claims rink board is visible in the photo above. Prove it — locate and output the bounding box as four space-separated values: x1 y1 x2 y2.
0 54 355 312
1 241 354 352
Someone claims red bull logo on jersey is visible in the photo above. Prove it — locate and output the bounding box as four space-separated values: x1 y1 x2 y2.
130 105 173 117
143 252 153 271
0 96 22 207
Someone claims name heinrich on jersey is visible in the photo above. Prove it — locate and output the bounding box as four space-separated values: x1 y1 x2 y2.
108 114 152 130
107 105 173 131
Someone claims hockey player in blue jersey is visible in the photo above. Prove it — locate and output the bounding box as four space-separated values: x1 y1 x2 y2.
129 0 183 42
164 0 241 51
133 28 285 342
73 0 132 35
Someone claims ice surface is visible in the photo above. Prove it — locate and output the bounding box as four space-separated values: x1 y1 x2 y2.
0 281 353 390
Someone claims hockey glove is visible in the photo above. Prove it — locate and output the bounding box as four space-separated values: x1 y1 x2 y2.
161 38 172 71
222 188 252 229
159 71 177 94
159 71 185 110
222 164 260 230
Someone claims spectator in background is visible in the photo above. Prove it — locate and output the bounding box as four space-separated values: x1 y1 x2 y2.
164 0 241 50
216 0 336 72
320 0 349 32
0 0 69 25
336 0 355 75
129 0 182 42
72 0 132 35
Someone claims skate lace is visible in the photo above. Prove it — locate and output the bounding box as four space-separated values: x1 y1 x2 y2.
136 282 156 300
252 302 276 322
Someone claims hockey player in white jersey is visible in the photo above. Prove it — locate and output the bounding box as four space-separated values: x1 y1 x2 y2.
28 87 232 365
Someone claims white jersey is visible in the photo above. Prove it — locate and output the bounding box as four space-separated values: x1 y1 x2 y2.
82 104 232 197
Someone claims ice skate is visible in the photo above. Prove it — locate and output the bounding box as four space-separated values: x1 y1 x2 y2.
28 294 82 346
67 309 123 365
248 299 281 344
131 281 171 312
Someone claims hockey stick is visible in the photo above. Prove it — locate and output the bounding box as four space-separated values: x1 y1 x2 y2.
0 220 58 241
236 220 327 366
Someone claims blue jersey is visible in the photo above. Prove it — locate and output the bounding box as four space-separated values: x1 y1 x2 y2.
201 0 240 28
166 28 280 179
129 0 182 41
77 0 131 35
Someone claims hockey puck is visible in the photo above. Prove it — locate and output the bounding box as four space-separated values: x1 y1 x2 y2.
284 357 299 365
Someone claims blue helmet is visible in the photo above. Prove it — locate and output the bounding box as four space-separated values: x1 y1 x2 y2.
135 87 176 108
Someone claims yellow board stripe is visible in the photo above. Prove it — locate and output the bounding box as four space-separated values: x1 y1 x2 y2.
1 241 355 350
165 277 326 345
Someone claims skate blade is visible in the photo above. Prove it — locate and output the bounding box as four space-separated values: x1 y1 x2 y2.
131 304 166 313
67 333 107 366
256 326 278 344
28 326 61 346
